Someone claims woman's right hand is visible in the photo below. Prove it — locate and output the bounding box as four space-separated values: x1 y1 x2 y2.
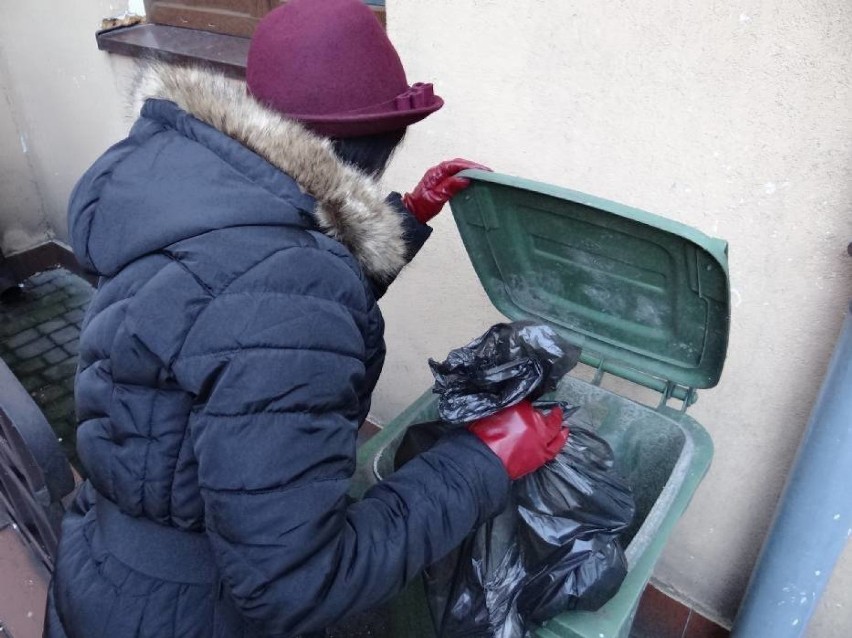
402 159 491 224
468 401 568 480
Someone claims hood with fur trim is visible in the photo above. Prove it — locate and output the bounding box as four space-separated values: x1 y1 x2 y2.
72 64 407 282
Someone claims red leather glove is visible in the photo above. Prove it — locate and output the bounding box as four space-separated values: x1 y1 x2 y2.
468 401 568 480
402 158 491 224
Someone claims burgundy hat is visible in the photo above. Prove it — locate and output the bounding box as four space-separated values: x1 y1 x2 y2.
246 0 443 138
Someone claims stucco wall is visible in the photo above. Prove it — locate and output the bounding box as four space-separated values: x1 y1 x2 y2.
379 0 852 632
0 49 50 255
0 0 137 253
0 0 850 633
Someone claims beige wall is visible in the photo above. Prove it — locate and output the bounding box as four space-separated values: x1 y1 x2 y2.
0 0 137 253
0 49 50 254
379 0 852 633
1 0 850 633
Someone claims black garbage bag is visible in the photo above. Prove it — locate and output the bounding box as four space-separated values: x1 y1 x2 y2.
429 322 581 424
395 323 635 637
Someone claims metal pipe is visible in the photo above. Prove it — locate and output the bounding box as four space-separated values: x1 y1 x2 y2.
732 302 852 637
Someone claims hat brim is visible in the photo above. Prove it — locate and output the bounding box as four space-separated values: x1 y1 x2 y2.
294 96 444 138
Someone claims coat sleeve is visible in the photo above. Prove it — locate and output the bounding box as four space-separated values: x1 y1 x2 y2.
172 248 508 637
386 192 433 263
369 193 433 299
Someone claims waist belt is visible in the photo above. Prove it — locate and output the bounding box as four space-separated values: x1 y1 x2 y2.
96 493 215 585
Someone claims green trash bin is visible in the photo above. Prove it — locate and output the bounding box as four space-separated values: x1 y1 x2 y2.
351 170 730 638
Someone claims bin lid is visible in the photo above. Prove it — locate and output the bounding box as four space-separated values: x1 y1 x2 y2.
449 170 730 392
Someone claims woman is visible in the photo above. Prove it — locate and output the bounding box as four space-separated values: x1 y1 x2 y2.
45 0 567 636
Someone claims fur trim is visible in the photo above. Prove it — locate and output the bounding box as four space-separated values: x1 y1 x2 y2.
132 64 407 283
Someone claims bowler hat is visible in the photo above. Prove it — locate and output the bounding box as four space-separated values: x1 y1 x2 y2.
247 0 444 137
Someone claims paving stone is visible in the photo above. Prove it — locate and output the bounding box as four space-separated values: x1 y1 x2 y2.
43 347 70 365
31 304 69 324
68 290 93 305
31 384 69 405
34 288 71 308
0 315 40 338
64 308 85 323
32 270 59 284
38 319 68 335
58 416 78 440
50 325 78 345
22 283 48 298
1 269 92 472
45 396 76 422
1 350 21 366
14 356 48 375
44 360 78 383
63 340 80 357
33 281 59 296
5 328 40 349
21 374 46 393
17 336 54 359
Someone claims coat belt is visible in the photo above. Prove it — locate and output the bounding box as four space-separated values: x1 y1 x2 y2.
96 493 215 585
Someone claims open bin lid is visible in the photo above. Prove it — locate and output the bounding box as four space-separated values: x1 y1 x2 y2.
449 170 730 396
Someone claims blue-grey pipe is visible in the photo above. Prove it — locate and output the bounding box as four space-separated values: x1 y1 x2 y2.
732 302 852 637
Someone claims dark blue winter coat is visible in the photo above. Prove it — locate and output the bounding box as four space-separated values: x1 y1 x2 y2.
45 65 509 638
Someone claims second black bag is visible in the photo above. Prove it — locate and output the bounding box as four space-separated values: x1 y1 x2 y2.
395 412 634 637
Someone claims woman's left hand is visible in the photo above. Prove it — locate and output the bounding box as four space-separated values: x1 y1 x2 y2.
403 158 491 224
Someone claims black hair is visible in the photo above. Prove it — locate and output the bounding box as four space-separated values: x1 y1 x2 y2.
330 128 406 177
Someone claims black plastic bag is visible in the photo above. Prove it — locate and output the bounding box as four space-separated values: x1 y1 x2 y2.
396 323 635 637
429 322 581 424
395 416 634 637
513 405 635 624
